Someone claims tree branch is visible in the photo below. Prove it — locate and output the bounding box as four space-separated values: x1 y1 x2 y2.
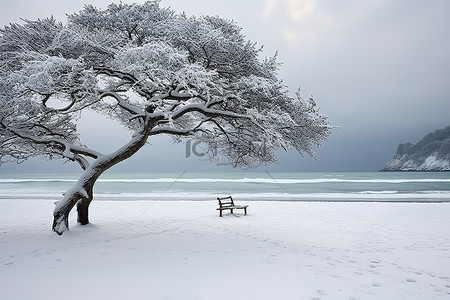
4 125 103 169
150 117 211 136
94 66 139 83
99 91 145 116
171 103 249 120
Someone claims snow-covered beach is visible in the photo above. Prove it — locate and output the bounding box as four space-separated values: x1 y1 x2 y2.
1 199 449 300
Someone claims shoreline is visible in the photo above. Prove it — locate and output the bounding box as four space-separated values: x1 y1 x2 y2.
2 196 450 203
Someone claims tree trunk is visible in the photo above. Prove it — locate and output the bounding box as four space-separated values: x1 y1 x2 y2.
77 186 93 225
52 128 151 235
52 190 83 235
77 199 91 225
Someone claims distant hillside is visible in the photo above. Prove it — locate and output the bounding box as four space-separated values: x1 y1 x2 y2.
382 126 450 171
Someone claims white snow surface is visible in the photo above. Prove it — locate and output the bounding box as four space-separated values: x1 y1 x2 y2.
1 200 450 300
421 155 450 171
384 154 450 171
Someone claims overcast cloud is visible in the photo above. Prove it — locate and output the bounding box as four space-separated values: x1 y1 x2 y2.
1 0 449 172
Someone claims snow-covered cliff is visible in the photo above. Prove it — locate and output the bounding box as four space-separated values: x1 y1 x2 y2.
382 126 450 171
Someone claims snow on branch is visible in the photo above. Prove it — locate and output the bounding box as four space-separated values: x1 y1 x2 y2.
1 1 332 171
98 91 145 116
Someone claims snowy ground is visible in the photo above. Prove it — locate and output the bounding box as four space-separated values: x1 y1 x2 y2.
1 199 450 300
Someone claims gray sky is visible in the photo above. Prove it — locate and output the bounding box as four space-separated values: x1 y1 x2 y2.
1 0 449 172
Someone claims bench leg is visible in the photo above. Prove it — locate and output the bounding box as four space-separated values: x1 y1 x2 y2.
244 207 247 215
219 210 222 217
230 208 234 214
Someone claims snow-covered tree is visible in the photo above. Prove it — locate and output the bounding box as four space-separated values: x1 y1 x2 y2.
0 1 332 235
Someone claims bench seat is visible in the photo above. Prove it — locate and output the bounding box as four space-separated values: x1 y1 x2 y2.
216 196 248 217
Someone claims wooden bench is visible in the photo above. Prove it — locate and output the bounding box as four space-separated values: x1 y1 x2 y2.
216 196 248 217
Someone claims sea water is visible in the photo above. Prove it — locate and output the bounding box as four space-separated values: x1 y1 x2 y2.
1 171 450 202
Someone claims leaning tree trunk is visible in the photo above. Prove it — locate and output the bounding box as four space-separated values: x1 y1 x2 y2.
77 185 94 225
52 128 150 235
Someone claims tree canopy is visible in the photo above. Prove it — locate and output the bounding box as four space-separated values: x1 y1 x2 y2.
0 1 332 234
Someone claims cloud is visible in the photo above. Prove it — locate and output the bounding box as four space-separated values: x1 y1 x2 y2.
260 0 317 43
288 0 315 19
282 27 297 42
261 0 277 19
262 0 315 19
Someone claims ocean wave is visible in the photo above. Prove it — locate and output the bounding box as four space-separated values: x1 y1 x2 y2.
0 179 76 183
356 191 399 194
95 190 450 200
2 177 450 184
2 190 450 201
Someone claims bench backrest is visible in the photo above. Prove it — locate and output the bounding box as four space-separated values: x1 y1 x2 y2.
217 196 235 208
